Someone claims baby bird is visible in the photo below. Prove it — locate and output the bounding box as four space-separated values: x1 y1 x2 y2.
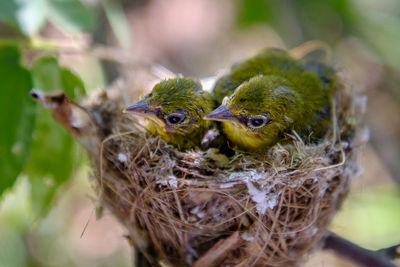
213 48 306 104
206 73 334 153
126 78 215 150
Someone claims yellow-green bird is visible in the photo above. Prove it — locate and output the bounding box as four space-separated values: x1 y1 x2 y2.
207 53 336 152
213 48 308 104
213 47 335 103
126 78 215 150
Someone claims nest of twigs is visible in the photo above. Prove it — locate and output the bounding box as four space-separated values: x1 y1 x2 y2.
39 72 365 266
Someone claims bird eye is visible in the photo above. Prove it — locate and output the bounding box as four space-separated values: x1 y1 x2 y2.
165 112 186 125
247 114 271 130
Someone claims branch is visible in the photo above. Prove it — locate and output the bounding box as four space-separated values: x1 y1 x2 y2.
323 232 398 267
376 244 400 260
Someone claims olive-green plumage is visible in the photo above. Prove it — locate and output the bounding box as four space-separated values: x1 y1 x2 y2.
213 48 308 103
207 48 337 153
127 78 215 150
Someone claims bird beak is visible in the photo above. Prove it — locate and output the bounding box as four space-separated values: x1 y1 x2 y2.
205 105 238 122
126 99 152 115
126 99 166 128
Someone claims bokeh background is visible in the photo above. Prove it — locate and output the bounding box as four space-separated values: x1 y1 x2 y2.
1 0 400 266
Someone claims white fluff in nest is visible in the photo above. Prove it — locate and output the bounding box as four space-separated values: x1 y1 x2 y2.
117 153 128 162
156 175 178 189
190 206 206 219
241 231 255 242
228 170 264 182
246 181 278 214
226 170 281 214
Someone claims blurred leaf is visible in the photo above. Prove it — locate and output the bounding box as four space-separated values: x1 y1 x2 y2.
26 56 85 215
31 57 85 98
101 0 131 48
235 0 357 45
0 0 46 35
0 177 33 231
332 185 400 250
0 45 36 196
60 68 86 98
235 0 304 45
31 57 63 92
355 9 400 70
236 0 273 26
296 0 356 42
0 227 27 267
310 0 355 29
26 120 77 215
68 55 106 93
47 0 96 33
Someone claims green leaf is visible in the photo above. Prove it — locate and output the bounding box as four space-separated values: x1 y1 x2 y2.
0 45 36 196
47 0 96 33
0 0 46 35
31 57 85 98
26 56 85 215
25 114 77 215
60 68 86 99
31 57 63 92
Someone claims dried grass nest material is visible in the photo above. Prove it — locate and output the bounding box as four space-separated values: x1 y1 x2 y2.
81 75 365 267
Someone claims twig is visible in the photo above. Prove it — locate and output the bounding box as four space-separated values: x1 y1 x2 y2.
323 232 398 267
376 244 400 260
193 231 242 267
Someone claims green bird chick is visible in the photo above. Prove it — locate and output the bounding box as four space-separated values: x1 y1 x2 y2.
213 48 308 104
213 47 335 104
126 78 215 150
206 71 335 152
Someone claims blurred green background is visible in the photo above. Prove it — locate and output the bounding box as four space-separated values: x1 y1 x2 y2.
1 0 400 266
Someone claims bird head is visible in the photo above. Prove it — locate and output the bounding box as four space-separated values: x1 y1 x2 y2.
126 78 214 148
206 75 301 151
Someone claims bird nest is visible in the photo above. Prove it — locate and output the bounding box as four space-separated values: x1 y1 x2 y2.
45 73 365 266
